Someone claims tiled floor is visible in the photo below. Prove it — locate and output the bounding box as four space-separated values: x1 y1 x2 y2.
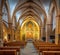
20 41 39 55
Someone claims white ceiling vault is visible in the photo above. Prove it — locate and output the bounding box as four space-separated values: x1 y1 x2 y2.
2 0 54 27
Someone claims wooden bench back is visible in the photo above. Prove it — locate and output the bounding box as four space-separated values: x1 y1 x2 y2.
0 50 17 55
0 46 20 51
42 51 60 55
4 41 27 47
33 41 60 52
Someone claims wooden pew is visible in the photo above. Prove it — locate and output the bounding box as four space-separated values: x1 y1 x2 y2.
42 51 60 55
0 50 17 55
39 47 60 52
0 46 20 55
33 41 60 55
33 41 60 50
0 46 20 52
3 41 27 55
3 41 26 55
4 41 27 47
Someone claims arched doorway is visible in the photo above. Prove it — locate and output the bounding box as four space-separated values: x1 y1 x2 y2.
20 19 40 41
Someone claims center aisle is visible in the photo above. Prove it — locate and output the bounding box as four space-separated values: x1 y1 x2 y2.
20 41 39 55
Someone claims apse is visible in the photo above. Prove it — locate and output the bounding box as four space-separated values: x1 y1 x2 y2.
20 19 40 41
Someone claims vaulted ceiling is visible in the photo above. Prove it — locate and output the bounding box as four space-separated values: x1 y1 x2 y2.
2 0 52 26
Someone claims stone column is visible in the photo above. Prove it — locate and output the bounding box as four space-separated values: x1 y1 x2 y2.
8 23 13 41
41 16 47 42
8 16 14 41
41 23 46 41
46 24 52 42
0 7 3 46
11 26 15 41
39 26 41 41
46 12 53 42
41 27 45 38
11 15 17 41
55 15 60 44
55 0 60 44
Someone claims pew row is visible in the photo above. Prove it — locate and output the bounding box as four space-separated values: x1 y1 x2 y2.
33 41 60 55
33 41 60 50
42 51 60 55
0 50 17 55
0 46 20 55
3 41 27 47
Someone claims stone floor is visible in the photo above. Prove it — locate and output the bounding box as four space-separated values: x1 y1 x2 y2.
20 41 39 55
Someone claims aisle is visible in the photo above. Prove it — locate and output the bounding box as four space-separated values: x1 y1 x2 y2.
20 41 39 55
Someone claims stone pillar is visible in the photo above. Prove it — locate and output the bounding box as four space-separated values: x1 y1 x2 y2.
11 27 15 41
55 0 60 44
39 26 41 40
41 24 46 41
41 27 45 38
8 23 13 41
55 15 60 44
46 24 52 42
0 7 3 46
41 16 47 42
11 15 17 41
46 12 53 42
8 15 14 41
